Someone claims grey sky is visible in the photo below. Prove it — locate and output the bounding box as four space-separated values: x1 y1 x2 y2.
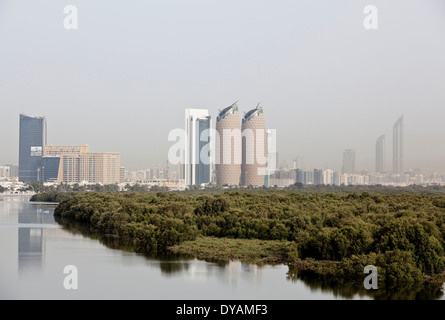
1 0 444 172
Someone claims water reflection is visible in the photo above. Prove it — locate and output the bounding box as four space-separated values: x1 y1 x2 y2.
287 266 444 300
54 215 444 300
17 201 59 273
54 215 265 285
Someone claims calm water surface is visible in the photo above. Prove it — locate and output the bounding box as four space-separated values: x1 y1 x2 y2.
0 197 442 300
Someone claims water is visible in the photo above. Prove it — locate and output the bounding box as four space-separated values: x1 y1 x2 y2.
0 197 442 300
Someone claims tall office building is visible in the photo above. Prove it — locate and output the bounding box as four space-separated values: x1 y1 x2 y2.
215 102 241 186
241 105 266 186
342 149 355 174
393 115 404 174
19 114 47 182
375 135 385 173
184 109 212 186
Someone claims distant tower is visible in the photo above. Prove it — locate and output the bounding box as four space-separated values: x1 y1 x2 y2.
375 135 385 173
393 115 404 174
184 109 212 186
241 105 266 186
19 114 47 182
215 102 241 186
342 149 355 174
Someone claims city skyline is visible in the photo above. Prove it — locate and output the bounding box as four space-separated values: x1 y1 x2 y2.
7 110 444 188
1 1 445 173
5 111 441 178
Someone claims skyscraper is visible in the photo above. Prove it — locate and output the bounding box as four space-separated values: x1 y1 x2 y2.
393 115 404 174
241 105 266 186
184 109 212 186
215 102 241 186
19 114 47 182
375 135 385 173
342 149 355 174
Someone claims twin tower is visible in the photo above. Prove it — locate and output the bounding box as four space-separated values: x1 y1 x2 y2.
184 102 268 187
215 102 267 187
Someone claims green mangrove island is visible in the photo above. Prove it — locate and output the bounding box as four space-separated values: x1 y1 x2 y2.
31 188 445 294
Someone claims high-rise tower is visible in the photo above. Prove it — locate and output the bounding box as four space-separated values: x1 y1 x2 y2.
184 109 212 186
241 105 266 186
215 102 241 186
375 135 385 173
342 149 355 174
392 116 404 174
19 114 47 182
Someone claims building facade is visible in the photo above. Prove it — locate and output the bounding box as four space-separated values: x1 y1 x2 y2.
44 145 89 157
241 105 266 186
40 145 120 184
215 102 241 186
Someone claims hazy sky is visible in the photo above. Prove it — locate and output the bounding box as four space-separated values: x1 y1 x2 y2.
1 0 444 172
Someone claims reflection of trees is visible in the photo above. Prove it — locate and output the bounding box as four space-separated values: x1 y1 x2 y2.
55 216 444 299
54 216 193 275
159 261 190 274
287 267 444 300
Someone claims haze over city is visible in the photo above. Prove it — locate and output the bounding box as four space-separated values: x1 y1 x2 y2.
1 0 445 172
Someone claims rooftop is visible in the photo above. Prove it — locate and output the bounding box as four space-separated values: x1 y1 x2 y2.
217 101 239 121
243 104 263 123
